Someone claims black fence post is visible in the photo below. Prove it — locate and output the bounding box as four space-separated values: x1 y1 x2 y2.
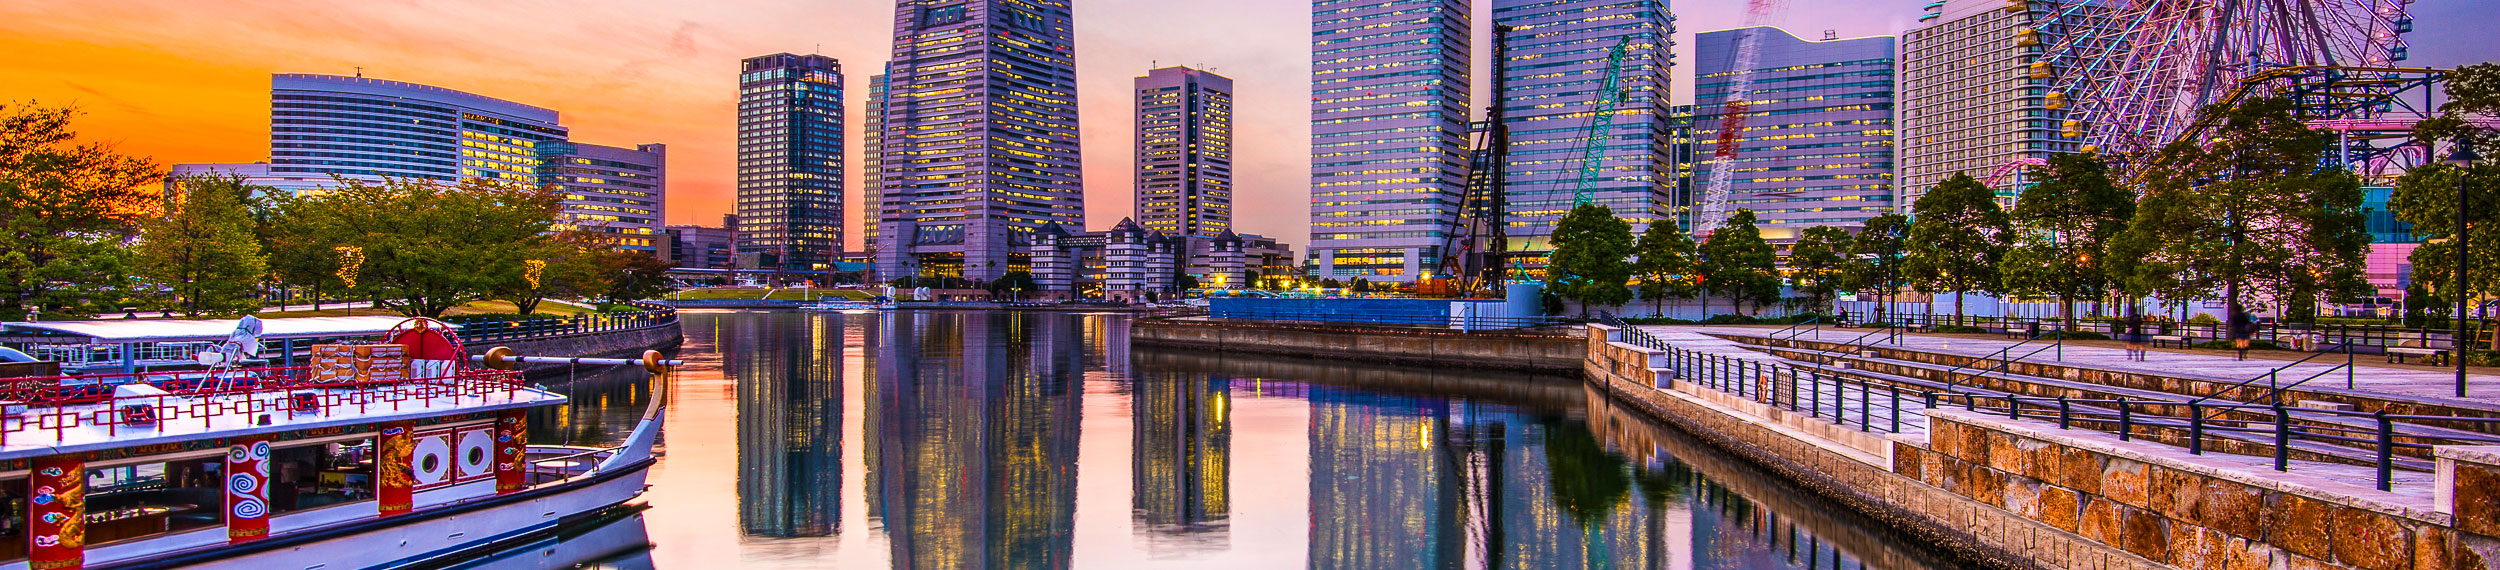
2273 403 2291 472
2118 398 2133 441
2376 411 2395 492
1858 379 1871 431
2188 403 2205 455
1890 384 1902 433
2058 396 2071 430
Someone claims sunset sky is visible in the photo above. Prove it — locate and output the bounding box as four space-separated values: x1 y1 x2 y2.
5 1 2495 250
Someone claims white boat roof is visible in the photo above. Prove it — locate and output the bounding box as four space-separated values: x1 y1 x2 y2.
0 316 453 343
0 385 565 460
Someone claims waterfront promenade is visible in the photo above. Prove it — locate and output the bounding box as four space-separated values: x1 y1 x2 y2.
1670 325 2500 406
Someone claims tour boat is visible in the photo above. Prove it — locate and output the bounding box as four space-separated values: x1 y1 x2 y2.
0 316 671 570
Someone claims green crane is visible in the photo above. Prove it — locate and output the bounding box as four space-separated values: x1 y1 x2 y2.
1569 39 1632 207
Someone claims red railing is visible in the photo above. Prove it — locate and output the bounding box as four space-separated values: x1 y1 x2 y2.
0 366 527 445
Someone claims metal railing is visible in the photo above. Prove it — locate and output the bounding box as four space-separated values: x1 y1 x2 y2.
1207 307 1572 331
442 302 678 343
1771 316 1822 342
1600 320 2500 493
0 365 527 445
1837 311 2490 355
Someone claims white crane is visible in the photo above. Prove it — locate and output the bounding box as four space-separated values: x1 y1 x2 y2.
1694 0 1789 236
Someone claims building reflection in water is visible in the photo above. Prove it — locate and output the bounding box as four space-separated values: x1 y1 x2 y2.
1128 365 1231 554
867 311 1084 570
731 311 844 538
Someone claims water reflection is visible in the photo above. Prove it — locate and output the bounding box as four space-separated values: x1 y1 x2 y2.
500 310 1969 570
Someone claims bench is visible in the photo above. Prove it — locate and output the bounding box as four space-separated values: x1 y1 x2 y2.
2150 334 2191 348
2388 339 2448 365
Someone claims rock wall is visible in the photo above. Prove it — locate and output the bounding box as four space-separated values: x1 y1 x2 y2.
1131 318 1585 374
466 321 683 375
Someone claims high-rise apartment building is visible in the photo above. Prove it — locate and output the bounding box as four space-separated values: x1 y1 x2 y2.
1491 0 1675 265
1308 0 1473 282
1694 27 1896 237
861 71 891 258
736 53 846 272
265 74 567 185
875 1 1085 282
1134 66 1235 238
537 142 667 252
1898 0 2097 209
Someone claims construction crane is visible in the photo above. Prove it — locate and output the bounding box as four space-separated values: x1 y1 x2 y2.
1694 0 1788 236
1568 38 1633 207
1429 26 1516 299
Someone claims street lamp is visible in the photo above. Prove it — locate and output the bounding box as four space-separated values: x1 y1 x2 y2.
2449 140 2479 397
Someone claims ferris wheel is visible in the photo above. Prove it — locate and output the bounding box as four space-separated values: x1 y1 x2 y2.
2030 0 2416 162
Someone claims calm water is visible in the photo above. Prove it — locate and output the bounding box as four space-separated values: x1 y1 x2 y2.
491 310 1970 570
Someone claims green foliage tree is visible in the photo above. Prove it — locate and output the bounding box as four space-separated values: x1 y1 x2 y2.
0 103 158 319
137 175 269 317
1787 225 1853 314
1848 213 1912 320
493 233 608 315
595 250 677 304
2394 63 2500 342
1547 203 1637 317
270 177 561 318
1174 273 1200 293
1698 210 1779 316
1905 173 2011 325
2114 96 2369 326
1632 221 1700 316
2001 153 2136 329
987 270 1039 300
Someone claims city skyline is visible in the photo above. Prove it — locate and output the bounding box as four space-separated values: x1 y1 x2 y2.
5 0 2497 252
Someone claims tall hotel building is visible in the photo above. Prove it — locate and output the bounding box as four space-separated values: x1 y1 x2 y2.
1308 0 1472 282
1134 66 1235 238
736 53 846 272
537 142 668 252
1491 0 1675 265
266 74 568 185
1693 27 1896 237
861 71 892 255
1898 0 2097 208
874 1 1086 282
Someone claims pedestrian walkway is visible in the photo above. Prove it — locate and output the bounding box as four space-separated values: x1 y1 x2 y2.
1658 325 2500 408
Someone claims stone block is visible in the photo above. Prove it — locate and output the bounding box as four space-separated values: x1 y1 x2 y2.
2224 536 2276 570
2172 526 2230 570
2117 506 2171 562
2006 478 2044 519
2081 496 2123 546
1896 443 1925 479
2026 438 2067 482
2270 492 2337 561
1989 432 2029 474
2061 446 2105 495
2151 466 2208 525
2199 477 2265 539
2451 456 2500 537
1967 465 2008 506
1962 422 1993 465
2416 525 2454 570
2333 506 2415 570
2103 457 2152 509
1923 448 1950 488
2040 484 2083 533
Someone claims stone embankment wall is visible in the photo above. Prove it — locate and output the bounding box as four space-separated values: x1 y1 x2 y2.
1586 323 2500 570
468 321 683 375
1131 318 1584 374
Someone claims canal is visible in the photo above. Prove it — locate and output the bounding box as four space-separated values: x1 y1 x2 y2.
464 310 1972 570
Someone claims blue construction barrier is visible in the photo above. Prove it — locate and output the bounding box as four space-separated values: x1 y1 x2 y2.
1208 297 1548 330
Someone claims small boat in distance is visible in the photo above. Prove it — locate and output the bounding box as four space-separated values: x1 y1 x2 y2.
800 296 898 311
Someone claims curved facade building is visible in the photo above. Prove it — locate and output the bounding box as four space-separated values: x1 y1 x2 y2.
267 74 567 185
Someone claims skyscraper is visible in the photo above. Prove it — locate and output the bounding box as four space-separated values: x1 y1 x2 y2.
1898 0 2099 209
266 74 567 185
1491 0 1675 268
1134 66 1235 238
736 53 845 272
875 1 1085 282
1694 27 1896 237
861 71 892 257
1308 0 1472 283
537 142 667 252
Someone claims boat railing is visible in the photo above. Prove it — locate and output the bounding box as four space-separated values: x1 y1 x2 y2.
0 366 527 445
523 444 628 485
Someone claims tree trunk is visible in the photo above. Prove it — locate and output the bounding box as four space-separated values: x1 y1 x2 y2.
1953 289 1967 327
2061 295 2076 331
1699 293 1710 321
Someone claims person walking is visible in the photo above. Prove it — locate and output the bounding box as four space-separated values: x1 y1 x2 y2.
2120 306 2147 361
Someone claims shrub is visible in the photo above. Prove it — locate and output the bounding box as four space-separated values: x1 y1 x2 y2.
2191 339 2283 351
2189 313 2221 325
1932 325 1989 334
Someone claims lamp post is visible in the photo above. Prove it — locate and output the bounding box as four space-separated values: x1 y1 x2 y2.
2451 141 2480 397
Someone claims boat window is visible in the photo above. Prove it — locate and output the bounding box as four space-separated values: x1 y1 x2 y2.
268 438 376 514
0 477 24 561
85 459 224 545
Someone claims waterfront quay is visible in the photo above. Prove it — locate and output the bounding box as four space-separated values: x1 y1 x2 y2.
1585 322 2500 570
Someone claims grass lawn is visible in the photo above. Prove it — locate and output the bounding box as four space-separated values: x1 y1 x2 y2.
666 287 872 301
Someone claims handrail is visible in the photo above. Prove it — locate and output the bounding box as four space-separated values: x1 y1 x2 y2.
1771 316 1822 342
2185 342 2355 406
1939 338 2063 392
1937 331 2051 383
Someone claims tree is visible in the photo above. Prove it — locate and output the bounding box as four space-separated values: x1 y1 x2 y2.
137 175 268 317
1174 273 1200 293
2001 153 2136 329
0 103 159 319
987 270 1038 300
1698 210 1779 316
2394 63 2500 343
1546 203 1637 317
493 233 608 315
1787 225 1853 314
1848 213 1912 322
2116 96 2369 329
1632 221 1700 316
1905 173 2011 325
270 177 561 318
595 249 677 304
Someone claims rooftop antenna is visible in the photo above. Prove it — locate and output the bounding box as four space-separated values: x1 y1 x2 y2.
355 66 364 78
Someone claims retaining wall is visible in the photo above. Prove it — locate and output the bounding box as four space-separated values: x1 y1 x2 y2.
467 321 683 375
1590 324 2500 570
1130 317 1584 374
